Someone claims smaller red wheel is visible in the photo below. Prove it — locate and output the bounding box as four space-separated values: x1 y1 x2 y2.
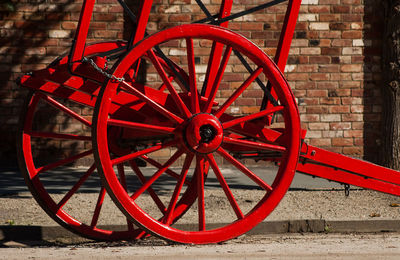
17 40 200 240
16 42 148 240
93 24 301 244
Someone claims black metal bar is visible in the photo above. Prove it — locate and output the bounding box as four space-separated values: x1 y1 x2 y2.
153 45 190 91
194 0 288 25
195 0 215 22
98 46 128 60
117 0 137 23
233 50 279 106
117 0 138 48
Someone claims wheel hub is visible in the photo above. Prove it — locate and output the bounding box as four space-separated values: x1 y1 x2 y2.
184 113 223 154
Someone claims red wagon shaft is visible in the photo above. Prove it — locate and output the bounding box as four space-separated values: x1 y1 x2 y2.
297 144 400 196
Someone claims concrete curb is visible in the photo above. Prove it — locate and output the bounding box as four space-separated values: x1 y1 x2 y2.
2 219 400 242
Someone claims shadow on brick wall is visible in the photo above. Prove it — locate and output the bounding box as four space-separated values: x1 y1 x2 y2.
0 1 75 167
362 0 383 163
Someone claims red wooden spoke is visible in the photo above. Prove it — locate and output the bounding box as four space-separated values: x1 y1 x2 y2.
90 186 106 228
204 46 232 113
117 164 138 229
214 67 264 118
130 149 184 201
40 93 91 127
164 153 194 225
186 38 200 114
29 131 91 141
202 41 225 98
217 148 273 191
147 49 191 118
57 164 97 209
206 154 244 219
223 136 286 153
119 80 183 124
133 60 142 79
111 140 177 166
141 155 191 186
158 76 174 91
196 155 206 231
35 149 93 177
129 160 167 214
117 164 128 190
222 106 284 129
135 230 148 239
107 118 175 134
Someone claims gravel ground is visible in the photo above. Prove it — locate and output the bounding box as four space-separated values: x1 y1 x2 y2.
1 189 400 227
2 233 400 259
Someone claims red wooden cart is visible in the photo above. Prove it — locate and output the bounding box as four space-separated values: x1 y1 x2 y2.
17 0 400 244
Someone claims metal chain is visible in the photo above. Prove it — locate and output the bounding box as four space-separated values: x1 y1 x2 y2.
82 57 125 82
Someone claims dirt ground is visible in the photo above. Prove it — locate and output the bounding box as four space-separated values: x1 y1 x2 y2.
2 189 400 227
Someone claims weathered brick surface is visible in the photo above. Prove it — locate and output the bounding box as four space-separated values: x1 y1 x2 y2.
0 0 383 165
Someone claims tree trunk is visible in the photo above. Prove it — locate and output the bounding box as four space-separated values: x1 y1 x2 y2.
380 0 400 169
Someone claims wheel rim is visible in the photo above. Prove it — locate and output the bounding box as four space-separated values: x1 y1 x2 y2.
94 24 301 244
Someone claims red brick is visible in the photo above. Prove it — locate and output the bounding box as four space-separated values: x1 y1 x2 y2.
342 14 363 22
329 105 350 113
309 56 331 64
309 6 330 13
310 73 330 81
297 65 318 72
317 82 339 89
330 122 352 130
332 5 351 13
307 90 328 97
287 73 309 81
341 64 362 72
307 106 329 114
301 114 320 122
93 13 117 21
310 139 332 146
320 14 341 22
321 47 341 55
343 147 363 156
320 97 341 105
169 14 191 22
332 138 353 146
320 0 340 4
342 114 363 121
344 130 363 138
329 23 349 30
342 31 363 39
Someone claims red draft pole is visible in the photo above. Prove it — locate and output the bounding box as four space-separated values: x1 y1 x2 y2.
69 0 96 64
296 143 400 196
263 0 302 123
274 0 302 72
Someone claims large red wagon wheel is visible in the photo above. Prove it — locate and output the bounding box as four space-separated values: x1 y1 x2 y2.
93 24 301 244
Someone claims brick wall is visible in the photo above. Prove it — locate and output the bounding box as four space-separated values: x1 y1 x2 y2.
0 0 383 166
